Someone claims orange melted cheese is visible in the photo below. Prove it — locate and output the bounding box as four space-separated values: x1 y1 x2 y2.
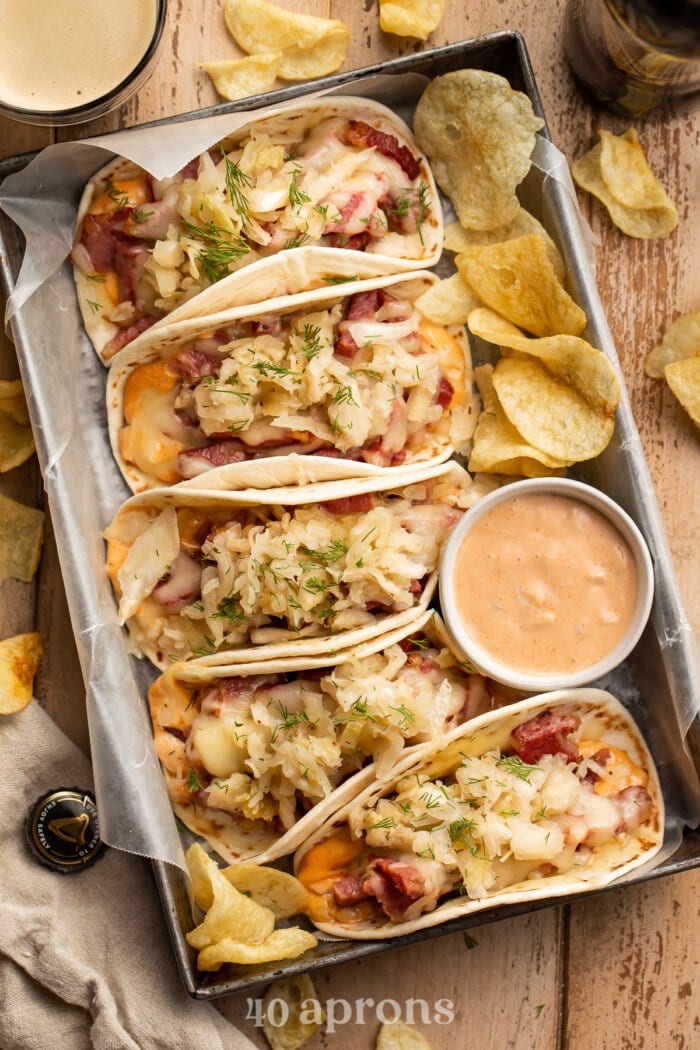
419 320 465 408
91 175 150 216
578 740 647 797
121 359 185 484
296 828 375 924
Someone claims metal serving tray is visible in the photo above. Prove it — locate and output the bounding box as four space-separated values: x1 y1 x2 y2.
1 30 698 1000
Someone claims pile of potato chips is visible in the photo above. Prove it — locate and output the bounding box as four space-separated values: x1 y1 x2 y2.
185 843 317 970
201 0 349 101
202 0 448 101
572 128 678 240
645 312 700 427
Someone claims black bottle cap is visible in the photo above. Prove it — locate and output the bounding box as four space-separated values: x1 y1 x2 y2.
26 788 105 873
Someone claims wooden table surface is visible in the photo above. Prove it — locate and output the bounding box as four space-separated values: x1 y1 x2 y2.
1 2 698 1048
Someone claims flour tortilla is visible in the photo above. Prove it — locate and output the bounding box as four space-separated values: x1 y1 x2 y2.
108 458 489 669
294 689 664 939
73 96 443 362
152 608 459 864
106 268 472 494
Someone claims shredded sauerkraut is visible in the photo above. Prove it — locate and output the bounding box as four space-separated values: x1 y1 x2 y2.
106 478 468 661
155 638 482 831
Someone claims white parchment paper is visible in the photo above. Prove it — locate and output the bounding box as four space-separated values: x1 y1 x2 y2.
0 72 697 888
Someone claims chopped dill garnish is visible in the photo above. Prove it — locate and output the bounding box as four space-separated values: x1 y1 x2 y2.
132 207 154 225
85 299 101 314
496 755 539 783
299 322 323 360
288 168 311 209
221 148 252 228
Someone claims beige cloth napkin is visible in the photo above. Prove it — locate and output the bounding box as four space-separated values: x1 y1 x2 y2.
0 701 256 1050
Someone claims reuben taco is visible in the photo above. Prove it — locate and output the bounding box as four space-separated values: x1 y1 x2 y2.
150 612 510 864
104 460 487 668
294 690 663 938
107 270 475 493
71 97 441 361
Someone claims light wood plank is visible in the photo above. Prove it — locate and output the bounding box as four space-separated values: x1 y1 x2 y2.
219 911 563 1048
565 870 700 1048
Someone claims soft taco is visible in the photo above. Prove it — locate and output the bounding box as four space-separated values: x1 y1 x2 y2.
106 270 475 493
71 97 442 362
104 459 491 669
294 690 664 938
149 611 512 864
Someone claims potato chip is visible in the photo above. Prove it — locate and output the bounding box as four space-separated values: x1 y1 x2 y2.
0 379 35 473
493 358 614 462
185 844 275 949
645 312 700 379
457 235 586 337
572 136 678 240
469 365 567 477
665 358 700 427
376 1020 433 1049
599 128 676 211
0 493 44 585
263 974 324 1050
469 307 619 461
379 0 445 41
222 862 309 919
0 632 42 715
197 927 318 971
413 70 543 231
200 53 282 102
443 209 566 284
224 0 349 81
415 273 480 325
468 308 620 414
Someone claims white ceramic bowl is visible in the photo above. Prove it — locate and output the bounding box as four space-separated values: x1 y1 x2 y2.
439 477 654 692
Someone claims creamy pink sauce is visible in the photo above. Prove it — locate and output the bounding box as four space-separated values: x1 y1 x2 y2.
453 493 638 674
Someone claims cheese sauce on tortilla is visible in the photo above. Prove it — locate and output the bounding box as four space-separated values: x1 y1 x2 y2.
0 0 157 111
453 493 637 674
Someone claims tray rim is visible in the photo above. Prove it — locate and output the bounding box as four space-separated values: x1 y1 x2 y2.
0 27 698 1001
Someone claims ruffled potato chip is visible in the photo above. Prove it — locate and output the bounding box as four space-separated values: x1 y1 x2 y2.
413 70 543 231
0 493 45 585
200 53 282 102
600 128 676 211
263 974 324 1050
197 927 318 971
469 308 619 414
645 312 700 379
415 273 480 325
572 132 678 240
222 862 309 919
665 358 700 427
185 844 275 949
469 365 567 477
469 308 619 461
376 1021 434 1049
0 379 35 473
379 0 445 41
457 235 586 337
0 632 42 715
443 209 566 284
224 0 349 81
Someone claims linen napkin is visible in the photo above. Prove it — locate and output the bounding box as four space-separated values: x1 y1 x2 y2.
0 701 256 1050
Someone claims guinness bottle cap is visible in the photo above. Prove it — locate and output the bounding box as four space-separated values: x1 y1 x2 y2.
26 788 105 873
